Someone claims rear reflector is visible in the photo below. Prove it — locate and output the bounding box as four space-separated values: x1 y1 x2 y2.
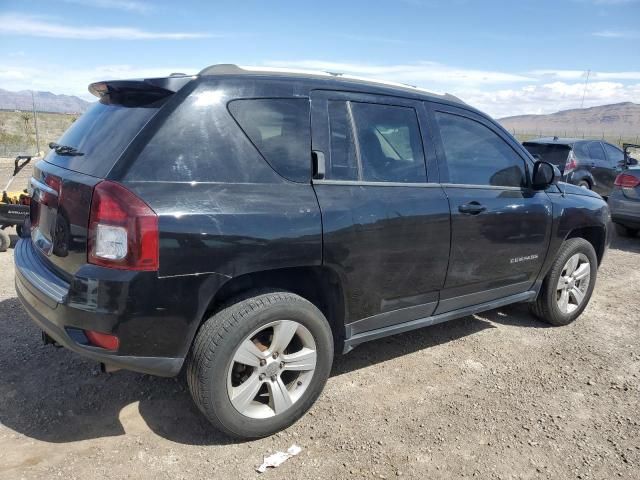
88 181 158 270
85 330 120 351
614 173 640 189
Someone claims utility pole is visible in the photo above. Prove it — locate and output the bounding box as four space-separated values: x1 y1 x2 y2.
31 90 40 155
580 70 591 109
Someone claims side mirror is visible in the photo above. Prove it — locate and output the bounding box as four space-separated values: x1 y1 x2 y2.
531 160 557 190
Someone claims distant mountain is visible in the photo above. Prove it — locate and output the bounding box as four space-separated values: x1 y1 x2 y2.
0 88 91 114
499 102 640 137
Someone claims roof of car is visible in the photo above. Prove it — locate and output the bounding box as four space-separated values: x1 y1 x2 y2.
197 63 466 106
523 137 588 146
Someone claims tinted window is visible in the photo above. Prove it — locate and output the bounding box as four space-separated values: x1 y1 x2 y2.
587 142 606 162
603 142 624 165
228 98 311 182
522 142 571 167
126 85 275 183
350 103 426 183
435 112 526 187
45 100 160 178
572 142 590 161
327 101 358 180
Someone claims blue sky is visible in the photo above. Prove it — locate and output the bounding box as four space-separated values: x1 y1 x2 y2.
0 0 639 117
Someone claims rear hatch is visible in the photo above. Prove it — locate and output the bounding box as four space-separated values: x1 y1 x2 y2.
29 78 187 278
522 142 572 173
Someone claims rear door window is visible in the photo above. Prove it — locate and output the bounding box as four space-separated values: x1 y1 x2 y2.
327 101 358 181
45 100 160 178
350 102 426 183
603 142 624 166
587 142 606 162
228 98 311 182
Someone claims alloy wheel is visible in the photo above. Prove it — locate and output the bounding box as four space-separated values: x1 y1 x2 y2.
226 320 317 419
556 253 591 314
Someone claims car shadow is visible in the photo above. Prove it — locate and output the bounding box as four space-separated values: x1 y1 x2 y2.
0 296 542 446
610 231 640 254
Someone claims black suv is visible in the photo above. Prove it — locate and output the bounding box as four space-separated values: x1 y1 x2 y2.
15 65 611 439
523 137 634 196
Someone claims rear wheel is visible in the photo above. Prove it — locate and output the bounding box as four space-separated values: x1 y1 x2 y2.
187 291 333 439
614 223 638 237
0 228 10 252
530 238 597 326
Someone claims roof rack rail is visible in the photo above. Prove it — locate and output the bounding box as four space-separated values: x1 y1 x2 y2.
196 63 464 104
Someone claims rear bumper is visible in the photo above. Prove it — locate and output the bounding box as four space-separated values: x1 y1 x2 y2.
609 190 640 228
14 238 183 376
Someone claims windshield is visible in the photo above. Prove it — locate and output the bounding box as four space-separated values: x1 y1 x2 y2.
44 100 160 178
522 142 571 167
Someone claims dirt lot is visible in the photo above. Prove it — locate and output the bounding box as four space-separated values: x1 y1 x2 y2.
1 227 639 479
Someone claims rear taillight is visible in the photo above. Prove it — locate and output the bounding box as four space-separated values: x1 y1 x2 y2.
564 150 577 173
614 173 640 189
88 181 158 271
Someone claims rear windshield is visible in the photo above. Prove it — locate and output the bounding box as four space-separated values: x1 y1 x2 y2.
44 100 160 178
522 142 571 167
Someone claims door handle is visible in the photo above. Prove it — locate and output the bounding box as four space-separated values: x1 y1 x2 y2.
458 201 486 215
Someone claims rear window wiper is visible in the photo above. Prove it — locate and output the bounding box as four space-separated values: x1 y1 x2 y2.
49 142 84 156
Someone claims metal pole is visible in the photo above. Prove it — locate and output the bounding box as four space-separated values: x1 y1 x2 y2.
580 70 590 109
31 90 40 154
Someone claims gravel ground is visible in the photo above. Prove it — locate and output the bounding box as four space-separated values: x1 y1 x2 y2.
1 223 639 479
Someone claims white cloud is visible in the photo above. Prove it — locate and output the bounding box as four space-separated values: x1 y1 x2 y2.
0 14 212 40
263 60 535 86
1 60 639 118
62 0 152 13
593 30 640 38
530 69 640 81
465 82 640 118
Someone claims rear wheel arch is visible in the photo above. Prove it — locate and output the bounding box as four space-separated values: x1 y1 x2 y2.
199 266 348 347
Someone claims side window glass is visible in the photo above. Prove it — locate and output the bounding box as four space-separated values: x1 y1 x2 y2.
603 143 624 166
327 101 358 180
587 142 606 162
228 98 311 182
350 102 427 183
435 112 526 187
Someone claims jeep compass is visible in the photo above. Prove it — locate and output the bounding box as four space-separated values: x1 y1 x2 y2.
15 64 611 438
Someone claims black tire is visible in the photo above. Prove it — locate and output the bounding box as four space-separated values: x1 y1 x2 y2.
530 238 598 326
614 223 638 238
577 180 591 189
0 229 10 252
187 291 334 439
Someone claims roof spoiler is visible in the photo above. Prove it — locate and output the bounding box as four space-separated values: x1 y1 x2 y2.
88 75 195 99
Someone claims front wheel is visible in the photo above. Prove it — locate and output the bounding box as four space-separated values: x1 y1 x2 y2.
530 238 597 326
187 291 334 439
